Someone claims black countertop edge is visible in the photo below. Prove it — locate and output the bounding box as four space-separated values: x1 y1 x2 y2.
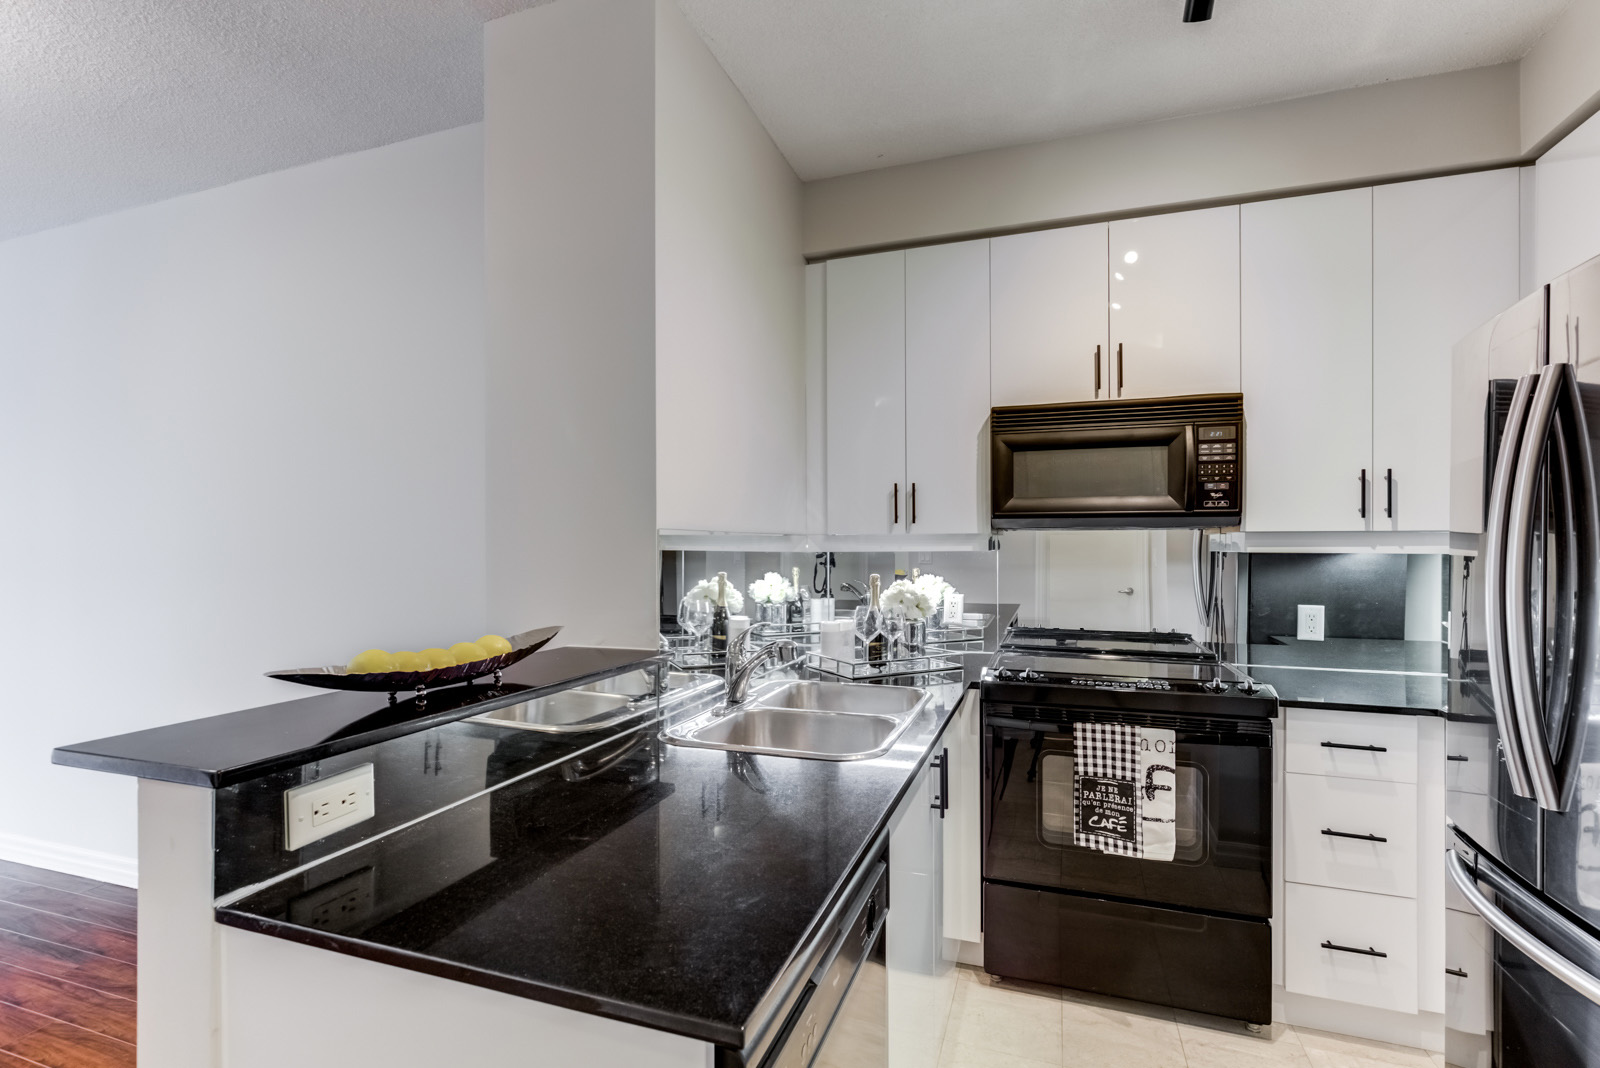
1276 698 1446 718
53 647 660 789
211 910 747 1047
213 680 968 1051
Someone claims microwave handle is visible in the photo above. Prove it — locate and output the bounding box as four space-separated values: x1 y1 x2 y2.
1094 345 1101 397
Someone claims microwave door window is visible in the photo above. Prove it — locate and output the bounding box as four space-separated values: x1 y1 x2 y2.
1014 444 1175 506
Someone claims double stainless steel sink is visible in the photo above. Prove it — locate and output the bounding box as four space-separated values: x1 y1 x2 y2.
663 679 930 761
471 669 719 734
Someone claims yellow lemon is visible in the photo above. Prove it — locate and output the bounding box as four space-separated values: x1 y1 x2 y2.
476 634 513 657
421 647 456 669
392 651 429 673
450 641 489 665
346 649 396 674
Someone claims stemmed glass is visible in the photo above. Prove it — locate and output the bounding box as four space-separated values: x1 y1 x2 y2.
678 597 713 649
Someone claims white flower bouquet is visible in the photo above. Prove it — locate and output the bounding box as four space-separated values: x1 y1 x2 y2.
912 573 953 615
686 578 744 614
880 579 936 621
747 571 795 606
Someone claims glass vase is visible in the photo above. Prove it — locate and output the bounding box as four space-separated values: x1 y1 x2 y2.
755 602 784 625
899 619 926 656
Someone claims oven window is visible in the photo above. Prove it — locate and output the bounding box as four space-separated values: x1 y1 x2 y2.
1013 445 1169 500
1038 751 1206 863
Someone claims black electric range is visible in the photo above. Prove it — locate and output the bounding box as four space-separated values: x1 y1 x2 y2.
980 627 1277 1024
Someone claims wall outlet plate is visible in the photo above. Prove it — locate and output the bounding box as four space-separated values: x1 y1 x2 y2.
284 764 375 851
1297 604 1325 642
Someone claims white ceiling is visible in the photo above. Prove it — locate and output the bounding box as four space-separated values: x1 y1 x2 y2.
678 0 1573 180
0 0 1573 241
0 0 547 242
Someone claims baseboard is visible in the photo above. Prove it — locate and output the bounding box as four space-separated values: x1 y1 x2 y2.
1284 991 1444 1053
0 832 138 888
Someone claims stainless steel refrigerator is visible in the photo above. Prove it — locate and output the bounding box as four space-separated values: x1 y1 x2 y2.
1450 256 1600 1068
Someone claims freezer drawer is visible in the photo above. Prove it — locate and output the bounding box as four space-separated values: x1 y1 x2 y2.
982 881 1270 1024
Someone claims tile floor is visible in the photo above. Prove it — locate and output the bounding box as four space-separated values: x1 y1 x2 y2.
938 965 1445 1068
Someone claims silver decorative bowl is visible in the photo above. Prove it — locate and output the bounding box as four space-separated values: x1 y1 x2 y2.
266 625 562 697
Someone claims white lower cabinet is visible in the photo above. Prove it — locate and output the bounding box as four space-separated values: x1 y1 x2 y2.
941 690 982 948
1285 706 1419 783
887 738 955 1068
1285 882 1420 1014
1444 908 1492 1036
1285 773 1419 898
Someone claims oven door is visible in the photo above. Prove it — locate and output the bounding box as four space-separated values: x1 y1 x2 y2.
983 707 1272 918
990 425 1194 525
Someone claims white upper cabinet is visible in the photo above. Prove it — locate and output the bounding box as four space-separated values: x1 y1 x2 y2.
1242 189 1374 532
906 241 991 534
1551 254 1600 379
990 224 1109 406
826 251 907 535
1373 171 1520 533
1109 207 1241 399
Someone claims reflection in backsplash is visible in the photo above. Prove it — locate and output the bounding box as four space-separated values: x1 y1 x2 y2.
1245 553 1449 646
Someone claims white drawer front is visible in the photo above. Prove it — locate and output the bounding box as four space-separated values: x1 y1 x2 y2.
1446 790 1497 914
1287 706 1419 783
1445 908 1492 1036
1286 773 1418 898
1444 722 1494 795
1285 882 1419 1013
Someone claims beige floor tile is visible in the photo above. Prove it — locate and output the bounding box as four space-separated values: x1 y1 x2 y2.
944 972 1065 1065
1176 1010 1311 1067
1061 995 1186 1068
938 1041 1059 1068
1292 1027 1437 1068
1061 986 1178 1022
1428 1054 1446 1068
959 964 1070 1001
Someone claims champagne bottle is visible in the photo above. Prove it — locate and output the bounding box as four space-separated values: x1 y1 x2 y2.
867 574 889 664
787 566 806 624
710 572 730 653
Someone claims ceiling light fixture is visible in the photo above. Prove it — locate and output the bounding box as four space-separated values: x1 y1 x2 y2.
1183 0 1214 22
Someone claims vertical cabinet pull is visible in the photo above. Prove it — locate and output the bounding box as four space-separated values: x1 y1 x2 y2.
1094 345 1102 397
930 748 949 818
1116 342 1124 396
893 483 899 524
1385 468 1394 519
910 483 917 525
1358 469 1367 519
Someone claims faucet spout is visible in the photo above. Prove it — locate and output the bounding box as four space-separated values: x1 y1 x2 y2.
727 639 800 706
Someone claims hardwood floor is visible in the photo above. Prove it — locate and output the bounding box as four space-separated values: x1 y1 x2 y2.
0 861 134 1067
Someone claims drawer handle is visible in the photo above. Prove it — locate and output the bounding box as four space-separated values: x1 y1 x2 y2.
1321 741 1388 753
1447 754 1469 762
1446 967 1469 978
1322 940 1388 958
1321 828 1389 843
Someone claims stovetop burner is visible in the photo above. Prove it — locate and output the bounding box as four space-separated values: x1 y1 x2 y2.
988 628 1272 701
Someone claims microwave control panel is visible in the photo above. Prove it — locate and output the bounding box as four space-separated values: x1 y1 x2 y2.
1195 424 1240 512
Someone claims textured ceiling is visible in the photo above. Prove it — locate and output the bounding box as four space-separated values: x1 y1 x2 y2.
678 0 1573 180
0 0 549 241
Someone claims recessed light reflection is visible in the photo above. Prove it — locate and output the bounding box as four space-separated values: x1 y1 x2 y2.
1124 251 1138 264
1114 272 1124 281
1111 303 1122 310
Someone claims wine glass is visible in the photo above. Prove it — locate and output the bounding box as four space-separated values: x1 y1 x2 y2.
678 597 712 648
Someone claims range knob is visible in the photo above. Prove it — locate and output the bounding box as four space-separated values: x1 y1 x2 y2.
1236 677 1261 695
994 668 1017 681
1202 677 1228 694
1020 670 1046 682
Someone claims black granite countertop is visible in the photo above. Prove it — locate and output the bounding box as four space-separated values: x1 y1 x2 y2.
215 668 968 1050
1229 637 1451 716
53 646 658 787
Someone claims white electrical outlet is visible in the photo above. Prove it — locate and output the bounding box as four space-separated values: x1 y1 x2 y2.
285 764 375 851
1297 604 1326 642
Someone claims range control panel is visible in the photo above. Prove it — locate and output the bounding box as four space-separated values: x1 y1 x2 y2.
1194 424 1240 512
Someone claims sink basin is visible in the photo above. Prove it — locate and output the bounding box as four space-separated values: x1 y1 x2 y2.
664 679 929 760
473 670 718 734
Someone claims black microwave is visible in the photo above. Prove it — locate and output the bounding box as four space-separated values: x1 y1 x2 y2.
990 393 1244 529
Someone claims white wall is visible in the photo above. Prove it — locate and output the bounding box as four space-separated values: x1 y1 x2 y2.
485 0 659 649
0 125 488 880
1533 108 1600 286
803 64 1521 257
1520 0 1600 155
655 0 806 535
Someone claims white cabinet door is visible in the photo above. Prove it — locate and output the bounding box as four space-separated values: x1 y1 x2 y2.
990 224 1108 406
888 752 954 1068
941 690 982 947
1109 206 1241 399
1552 254 1600 382
1242 189 1374 532
827 251 907 535
1487 287 1545 379
906 241 990 534
1373 171 1520 532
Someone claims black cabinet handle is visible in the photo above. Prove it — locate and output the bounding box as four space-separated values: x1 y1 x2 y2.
1446 967 1469 978
1094 345 1102 396
1117 342 1124 395
893 483 899 524
1359 469 1367 519
1385 468 1394 519
1447 754 1469 762
1321 741 1388 753
1322 828 1389 843
930 748 949 818
1322 940 1387 958
910 483 917 525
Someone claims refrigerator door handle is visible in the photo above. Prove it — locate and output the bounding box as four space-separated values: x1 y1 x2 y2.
1447 848 1600 1007
1485 372 1539 799
1548 365 1600 810
1507 367 1573 809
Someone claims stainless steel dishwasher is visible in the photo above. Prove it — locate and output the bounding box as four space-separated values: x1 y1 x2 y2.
759 860 888 1068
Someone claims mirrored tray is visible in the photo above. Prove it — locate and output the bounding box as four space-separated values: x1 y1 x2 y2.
266 625 562 696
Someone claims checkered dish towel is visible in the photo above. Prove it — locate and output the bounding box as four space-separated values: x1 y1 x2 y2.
1073 722 1177 862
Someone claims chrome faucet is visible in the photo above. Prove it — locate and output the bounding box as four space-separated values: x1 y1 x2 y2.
727 637 801 706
